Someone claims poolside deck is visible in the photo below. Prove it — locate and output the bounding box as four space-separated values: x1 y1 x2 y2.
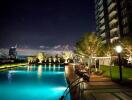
66 64 132 100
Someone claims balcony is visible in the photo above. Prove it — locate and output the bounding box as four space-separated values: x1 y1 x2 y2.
98 0 103 6
98 12 104 21
110 36 119 43
110 27 118 33
107 0 116 6
109 23 118 30
102 40 107 44
109 11 117 18
100 21 105 26
100 32 105 37
100 25 105 30
109 18 118 25
100 18 104 24
109 14 117 21
98 5 104 12
108 2 116 13
99 29 105 35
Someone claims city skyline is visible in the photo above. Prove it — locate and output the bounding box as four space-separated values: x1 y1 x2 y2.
0 0 96 48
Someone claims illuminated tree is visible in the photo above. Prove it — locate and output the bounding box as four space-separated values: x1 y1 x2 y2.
121 36 132 63
62 51 73 63
75 32 103 68
37 52 46 63
27 56 36 64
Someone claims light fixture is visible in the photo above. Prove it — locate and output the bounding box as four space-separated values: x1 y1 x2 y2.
115 45 122 53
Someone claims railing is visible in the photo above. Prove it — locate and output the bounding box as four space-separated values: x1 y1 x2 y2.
60 69 90 100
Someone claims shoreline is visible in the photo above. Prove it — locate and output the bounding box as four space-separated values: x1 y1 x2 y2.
0 63 27 70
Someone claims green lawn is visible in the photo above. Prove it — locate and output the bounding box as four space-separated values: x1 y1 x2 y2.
100 65 132 80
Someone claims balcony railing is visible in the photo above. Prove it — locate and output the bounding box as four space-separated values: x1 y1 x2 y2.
110 36 119 43
109 14 117 22
109 18 118 25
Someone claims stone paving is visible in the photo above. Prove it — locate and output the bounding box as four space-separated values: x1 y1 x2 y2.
65 64 132 100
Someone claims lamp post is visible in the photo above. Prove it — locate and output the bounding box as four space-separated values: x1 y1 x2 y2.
115 45 123 81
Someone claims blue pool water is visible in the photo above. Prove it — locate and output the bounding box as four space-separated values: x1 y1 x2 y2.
0 65 70 100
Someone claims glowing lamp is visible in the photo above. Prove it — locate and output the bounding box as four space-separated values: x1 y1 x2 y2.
115 45 122 53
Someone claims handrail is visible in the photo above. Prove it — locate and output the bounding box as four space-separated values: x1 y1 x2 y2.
63 77 82 96
59 81 85 100
60 73 90 100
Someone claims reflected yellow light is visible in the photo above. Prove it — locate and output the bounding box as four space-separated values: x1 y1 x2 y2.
53 64 56 71
65 65 69 74
53 58 56 63
38 65 42 79
27 66 30 71
27 66 32 71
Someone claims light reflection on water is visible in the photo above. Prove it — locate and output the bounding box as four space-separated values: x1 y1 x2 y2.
0 65 70 100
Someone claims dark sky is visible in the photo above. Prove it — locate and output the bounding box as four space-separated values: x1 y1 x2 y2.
0 0 96 48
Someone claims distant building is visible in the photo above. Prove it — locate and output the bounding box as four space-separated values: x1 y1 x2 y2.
9 47 17 59
95 0 132 43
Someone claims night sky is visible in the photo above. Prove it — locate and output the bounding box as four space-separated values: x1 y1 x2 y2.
0 0 95 48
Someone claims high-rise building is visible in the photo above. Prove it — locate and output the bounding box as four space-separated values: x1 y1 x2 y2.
9 47 17 59
95 0 132 43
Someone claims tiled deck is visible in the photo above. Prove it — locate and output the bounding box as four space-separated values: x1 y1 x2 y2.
65 64 132 100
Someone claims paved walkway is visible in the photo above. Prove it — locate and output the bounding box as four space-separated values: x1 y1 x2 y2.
65 64 132 100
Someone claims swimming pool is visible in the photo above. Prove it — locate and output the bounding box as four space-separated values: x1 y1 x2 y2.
0 65 70 100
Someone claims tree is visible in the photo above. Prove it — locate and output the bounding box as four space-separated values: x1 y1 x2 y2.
75 32 103 68
100 43 116 57
37 52 46 63
62 51 73 63
27 56 36 64
120 36 132 63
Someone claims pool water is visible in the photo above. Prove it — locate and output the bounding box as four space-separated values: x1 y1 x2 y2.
0 65 70 100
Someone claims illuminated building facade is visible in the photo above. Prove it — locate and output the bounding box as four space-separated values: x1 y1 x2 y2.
9 47 17 59
95 0 132 43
